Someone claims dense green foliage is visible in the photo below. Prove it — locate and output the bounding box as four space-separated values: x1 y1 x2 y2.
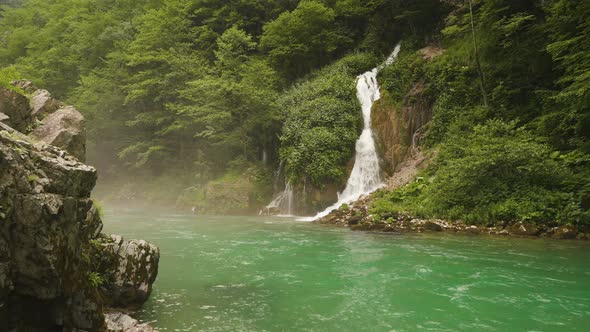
1 0 588 222
372 121 588 224
0 0 444 210
278 53 377 187
371 0 590 225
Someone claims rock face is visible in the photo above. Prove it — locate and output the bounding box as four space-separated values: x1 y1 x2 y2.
95 234 160 307
0 88 31 132
0 82 160 330
0 124 104 330
371 47 442 176
371 88 432 176
31 106 86 161
0 82 86 161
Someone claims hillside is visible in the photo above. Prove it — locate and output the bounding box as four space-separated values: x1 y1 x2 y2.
0 0 588 226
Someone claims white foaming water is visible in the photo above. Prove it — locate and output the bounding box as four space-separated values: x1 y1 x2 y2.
302 43 402 221
260 182 295 216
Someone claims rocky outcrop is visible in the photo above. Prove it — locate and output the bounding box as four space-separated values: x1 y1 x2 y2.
371 88 432 176
94 234 160 307
0 83 160 330
371 46 443 177
419 45 444 60
0 81 86 161
31 88 64 118
31 106 86 161
0 124 104 330
12 79 38 93
315 190 590 240
0 88 31 132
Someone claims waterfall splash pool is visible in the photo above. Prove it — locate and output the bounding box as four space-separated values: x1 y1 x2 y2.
103 208 590 332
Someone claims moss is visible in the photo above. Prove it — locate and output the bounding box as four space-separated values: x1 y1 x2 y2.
26 174 39 183
91 200 104 219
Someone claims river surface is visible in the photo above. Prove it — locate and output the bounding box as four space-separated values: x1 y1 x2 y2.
103 208 590 331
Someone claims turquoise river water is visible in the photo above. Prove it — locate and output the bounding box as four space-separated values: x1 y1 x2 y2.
102 208 590 332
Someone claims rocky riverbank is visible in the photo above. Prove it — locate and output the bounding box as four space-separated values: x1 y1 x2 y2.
0 82 160 331
313 142 588 241
315 193 590 240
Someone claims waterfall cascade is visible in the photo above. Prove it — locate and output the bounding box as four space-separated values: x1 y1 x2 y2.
305 43 402 221
260 182 295 216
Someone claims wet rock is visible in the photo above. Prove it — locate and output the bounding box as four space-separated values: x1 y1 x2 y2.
106 312 156 332
31 106 86 161
347 215 362 225
509 222 539 236
0 88 31 132
465 225 480 234
423 220 443 232
552 227 577 240
30 89 64 118
96 234 160 307
372 85 432 176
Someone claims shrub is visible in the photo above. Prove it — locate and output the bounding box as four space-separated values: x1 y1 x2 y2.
422 120 586 224
278 52 378 188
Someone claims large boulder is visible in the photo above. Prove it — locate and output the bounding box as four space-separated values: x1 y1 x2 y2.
0 124 105 330
95 234 160 307
0 88 31 132
31 106 86 161
30 88 64 118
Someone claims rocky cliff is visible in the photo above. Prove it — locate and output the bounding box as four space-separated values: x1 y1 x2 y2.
0 123 105 330
371 47 441 177
0 82 159 331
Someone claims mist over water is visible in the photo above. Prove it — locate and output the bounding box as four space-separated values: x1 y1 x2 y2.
103 209 590 332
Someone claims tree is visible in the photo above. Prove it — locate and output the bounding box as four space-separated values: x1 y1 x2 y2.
544 0 590 151
260 0 346 80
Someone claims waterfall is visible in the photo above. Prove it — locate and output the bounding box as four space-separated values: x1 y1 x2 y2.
260 182 295 216
305 43 402 221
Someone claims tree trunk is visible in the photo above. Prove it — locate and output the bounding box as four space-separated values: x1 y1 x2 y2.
468 0 488 107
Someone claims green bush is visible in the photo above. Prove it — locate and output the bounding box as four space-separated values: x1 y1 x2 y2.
87 272 105 288
423 120 585 224
278 52 378 188
0 66 25 93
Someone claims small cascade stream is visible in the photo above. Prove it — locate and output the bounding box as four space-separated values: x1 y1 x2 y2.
305 43 402 221
260 182 295 216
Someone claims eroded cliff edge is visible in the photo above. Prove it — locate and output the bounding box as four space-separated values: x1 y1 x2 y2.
0 82 159 331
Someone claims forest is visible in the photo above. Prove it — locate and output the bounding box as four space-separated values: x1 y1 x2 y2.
1 0 589 225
